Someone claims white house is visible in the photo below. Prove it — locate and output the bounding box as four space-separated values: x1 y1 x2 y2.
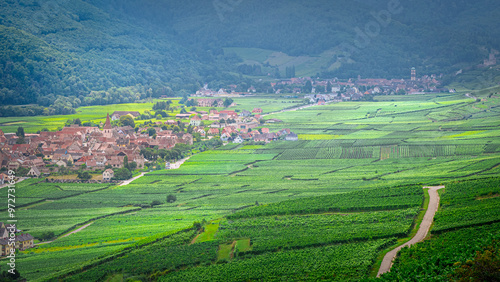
233 135 243 144
197 129 206 137
27 167 41 178
285 132 299 141
220 133 230 142
102 169 114 182
189 116 201 126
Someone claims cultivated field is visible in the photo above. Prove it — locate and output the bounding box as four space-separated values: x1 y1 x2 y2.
1 90 499 281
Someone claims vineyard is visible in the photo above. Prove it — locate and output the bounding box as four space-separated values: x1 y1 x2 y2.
66 230 219 282
433 178 500 232
2 91 500 281
263 143 490 161
380 222 500 281
227 185 424 219
159 239 396 282
217 208 418 253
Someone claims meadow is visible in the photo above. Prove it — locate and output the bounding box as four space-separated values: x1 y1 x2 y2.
1 89 499 281
0 99 179 133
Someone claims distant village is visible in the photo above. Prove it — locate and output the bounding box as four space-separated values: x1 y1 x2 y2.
0 105 298 183
192 68 444 102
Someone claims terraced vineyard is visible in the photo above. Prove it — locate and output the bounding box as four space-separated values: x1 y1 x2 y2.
2 90 500 281
380 178 500 281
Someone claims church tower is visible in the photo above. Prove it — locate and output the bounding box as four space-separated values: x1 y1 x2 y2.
411 67 416 81
103 113 113 138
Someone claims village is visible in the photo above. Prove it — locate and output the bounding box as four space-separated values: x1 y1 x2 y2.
0 102 300 186
191 68 444 102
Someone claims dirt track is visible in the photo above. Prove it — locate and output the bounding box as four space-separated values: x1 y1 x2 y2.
377 185 445 277
35 222 94 246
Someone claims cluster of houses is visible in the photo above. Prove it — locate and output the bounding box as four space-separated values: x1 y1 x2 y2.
192 84 256 97
0 222 34 256
0 104 300 177
0 112 193 178
174 105 298 143
270 70 443 99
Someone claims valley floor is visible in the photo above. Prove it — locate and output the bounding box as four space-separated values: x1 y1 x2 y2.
1 90 499 281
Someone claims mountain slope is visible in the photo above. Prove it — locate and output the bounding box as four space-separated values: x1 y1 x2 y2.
1 0 500 107
94 0 500 78
0 0 224 106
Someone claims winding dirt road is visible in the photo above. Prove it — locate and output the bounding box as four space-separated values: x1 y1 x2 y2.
377 185 445 277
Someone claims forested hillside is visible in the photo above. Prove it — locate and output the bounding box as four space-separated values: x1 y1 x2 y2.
1 0 499 109
0 0 238 109
94 0 500 78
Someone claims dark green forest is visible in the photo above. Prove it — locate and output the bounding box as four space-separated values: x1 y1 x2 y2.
0 0 499 112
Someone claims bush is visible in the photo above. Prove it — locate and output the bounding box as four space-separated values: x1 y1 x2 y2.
39 231 55 241
167 194 177 203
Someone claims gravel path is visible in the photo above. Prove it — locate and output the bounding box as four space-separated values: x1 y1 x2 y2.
0 177 27 189
119 172 146 186
35 222 94 245
61 222 94 238
377 185 445 277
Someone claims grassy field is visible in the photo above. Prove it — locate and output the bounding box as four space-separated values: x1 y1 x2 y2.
224 47 340 77
0 99 179 133
1 90 499 281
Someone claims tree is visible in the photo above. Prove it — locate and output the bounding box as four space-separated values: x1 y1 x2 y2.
39 231 55 241
223 98 233 108
119 115 135 128
129 161 137 171
74 118 82 126
155 110 168 118
16 126 25 144
151 200 162 206
148 128 156 136
274 68 281 79
16 167 29 177
396 89 407 95
123 155 129 170
167 194 177 203
303 81 313 93
77 171 92 181
450 243 500 282
327 81 332 93
112 168 132 180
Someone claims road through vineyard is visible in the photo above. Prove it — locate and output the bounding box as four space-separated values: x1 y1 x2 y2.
377 185 445 277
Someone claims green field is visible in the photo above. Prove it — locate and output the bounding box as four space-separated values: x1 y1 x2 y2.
224 47 340 77
1 90 499 281
0 100 179 133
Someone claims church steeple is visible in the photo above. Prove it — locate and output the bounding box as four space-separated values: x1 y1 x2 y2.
103 113 113 138
104 113 112 130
